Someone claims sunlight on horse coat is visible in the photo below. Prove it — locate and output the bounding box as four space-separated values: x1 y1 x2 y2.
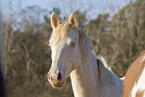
47 12 124 97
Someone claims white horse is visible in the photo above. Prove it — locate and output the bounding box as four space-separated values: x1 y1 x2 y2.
47 12 124 97
124 51 145 97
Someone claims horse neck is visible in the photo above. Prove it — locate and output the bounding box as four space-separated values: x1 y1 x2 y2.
70 51 99 97
70 50 123 97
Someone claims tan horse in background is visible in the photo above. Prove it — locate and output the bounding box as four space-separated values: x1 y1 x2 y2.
124 51 145 97
47 12 124 97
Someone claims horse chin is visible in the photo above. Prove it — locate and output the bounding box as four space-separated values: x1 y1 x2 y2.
52 81 65 88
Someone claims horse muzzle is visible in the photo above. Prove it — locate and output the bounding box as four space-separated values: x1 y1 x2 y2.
48 72 65 88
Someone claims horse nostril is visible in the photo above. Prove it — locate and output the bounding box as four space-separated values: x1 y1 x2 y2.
57 72 61 81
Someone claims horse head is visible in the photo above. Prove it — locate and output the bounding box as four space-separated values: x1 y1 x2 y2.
47 12 82 88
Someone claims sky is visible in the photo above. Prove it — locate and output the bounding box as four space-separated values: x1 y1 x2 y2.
1 0 136 21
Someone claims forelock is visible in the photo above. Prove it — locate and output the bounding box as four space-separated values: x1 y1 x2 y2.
49 22 73 46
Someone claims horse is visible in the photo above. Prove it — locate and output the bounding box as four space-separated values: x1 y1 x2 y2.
124 51 145 97
47 12 124 97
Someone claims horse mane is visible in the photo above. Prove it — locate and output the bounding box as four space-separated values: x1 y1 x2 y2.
78 29 122 86
97 55 112 71
78 28 92 57
97 55 123 86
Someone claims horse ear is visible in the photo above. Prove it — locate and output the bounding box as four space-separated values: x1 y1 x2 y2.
69 12 78 27
51 12 60 29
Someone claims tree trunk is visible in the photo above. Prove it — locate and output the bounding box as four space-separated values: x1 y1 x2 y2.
0 0 6 96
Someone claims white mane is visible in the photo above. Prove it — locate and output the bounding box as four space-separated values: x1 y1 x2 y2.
97 54 123 86
78 28 92 57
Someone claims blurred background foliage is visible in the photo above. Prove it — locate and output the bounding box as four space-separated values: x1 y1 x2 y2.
1 0 145 97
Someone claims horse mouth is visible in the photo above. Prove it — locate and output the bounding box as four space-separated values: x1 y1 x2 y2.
52 81 64 88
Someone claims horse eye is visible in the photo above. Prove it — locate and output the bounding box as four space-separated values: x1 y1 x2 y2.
70 42 75 47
